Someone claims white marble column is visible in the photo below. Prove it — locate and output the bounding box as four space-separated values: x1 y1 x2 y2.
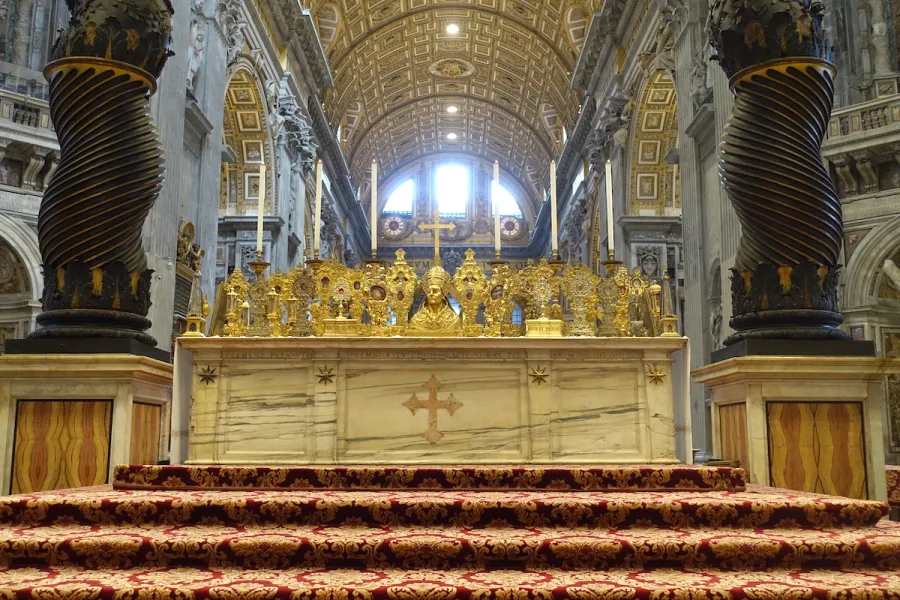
869 0 893 75
274 135 291 271
143 0 191 351
10 0 33 65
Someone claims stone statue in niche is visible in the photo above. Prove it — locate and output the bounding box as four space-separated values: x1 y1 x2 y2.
186 0 206 94
409 265 461 335
709 301 723 350
883 259 900 290
612 101 633 148
637 247 661 279
690 54 712 111
226 20 248 67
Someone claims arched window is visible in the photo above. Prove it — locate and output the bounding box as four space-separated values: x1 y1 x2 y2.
493 183 522 217
383 179 413 215
436 163 469 217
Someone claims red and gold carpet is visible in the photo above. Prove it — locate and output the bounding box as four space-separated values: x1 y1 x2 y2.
0 465 897 599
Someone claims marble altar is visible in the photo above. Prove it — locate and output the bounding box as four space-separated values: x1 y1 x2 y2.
174 337 689 465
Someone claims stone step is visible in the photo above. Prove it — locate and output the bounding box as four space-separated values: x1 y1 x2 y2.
1 522 898 570
113 464 747 492
0 565 897 598
1 487 886 529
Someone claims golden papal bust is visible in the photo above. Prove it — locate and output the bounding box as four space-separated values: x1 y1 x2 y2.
408 265 462 336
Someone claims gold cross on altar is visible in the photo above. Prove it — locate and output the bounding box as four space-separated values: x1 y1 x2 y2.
419 210 455 262
403 374 462 445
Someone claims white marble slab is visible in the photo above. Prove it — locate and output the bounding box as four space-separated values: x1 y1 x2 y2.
179 337 688 465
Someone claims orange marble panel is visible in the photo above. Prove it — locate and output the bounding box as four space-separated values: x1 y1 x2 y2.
11 400 112 494
130 403 162 465
767 402 867 499
718 403 749 470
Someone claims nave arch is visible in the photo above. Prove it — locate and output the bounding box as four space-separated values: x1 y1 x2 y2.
627 70 680 216
219 64 275 217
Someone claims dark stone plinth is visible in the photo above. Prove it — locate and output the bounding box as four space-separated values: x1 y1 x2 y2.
712 338 875 363
5 338 170 363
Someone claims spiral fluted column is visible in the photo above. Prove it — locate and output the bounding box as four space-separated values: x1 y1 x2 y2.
40 61 163 275
26 0 173 346
724 60 841 271
708 0 849 345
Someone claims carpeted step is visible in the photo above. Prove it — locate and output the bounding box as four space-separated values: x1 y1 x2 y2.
0 488 886 529
0 565 898 599
1 522 898 570
113 464 747 492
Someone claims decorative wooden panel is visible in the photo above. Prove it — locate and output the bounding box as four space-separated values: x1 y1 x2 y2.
718 403 749 469
130 403 162 465
767 402 867 499
11 400 112 494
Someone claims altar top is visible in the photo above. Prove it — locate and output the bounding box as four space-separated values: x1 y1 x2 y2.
178 335 687 354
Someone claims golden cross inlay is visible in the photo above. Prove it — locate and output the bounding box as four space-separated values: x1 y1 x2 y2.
403 374 462 445
418 210 455 263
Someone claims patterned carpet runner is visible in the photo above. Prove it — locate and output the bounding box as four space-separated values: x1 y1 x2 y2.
0 465 897 599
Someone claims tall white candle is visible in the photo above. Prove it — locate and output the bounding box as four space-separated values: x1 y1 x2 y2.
371 160 378 256
550 160 558 255
493 160 501 256
314 159 323 255
605 160 615 255
255 164 266 254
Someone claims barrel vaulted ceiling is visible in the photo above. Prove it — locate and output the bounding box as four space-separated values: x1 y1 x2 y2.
305 0 602 211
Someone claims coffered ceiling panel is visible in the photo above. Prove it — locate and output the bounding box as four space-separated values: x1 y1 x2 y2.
308 0 601 209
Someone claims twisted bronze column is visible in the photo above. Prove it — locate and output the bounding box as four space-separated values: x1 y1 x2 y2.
708 0 849 344
29 0 173 345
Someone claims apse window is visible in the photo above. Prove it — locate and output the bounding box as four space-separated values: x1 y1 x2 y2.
436 163 468 217
493 183 522 217
383 179 414 216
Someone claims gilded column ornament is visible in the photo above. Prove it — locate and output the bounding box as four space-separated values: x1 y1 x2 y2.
30 0 174 345
361 263 391 336
387 249 418 330
707 0 848 344
561 263 600 337
485 263 517 337
287 265 315 337
223 269 251 337
452 249 487 337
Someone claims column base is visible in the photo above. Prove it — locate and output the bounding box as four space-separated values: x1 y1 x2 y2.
692 356 898 500
0 353 173 494
712 339 875 362
6 338 169 363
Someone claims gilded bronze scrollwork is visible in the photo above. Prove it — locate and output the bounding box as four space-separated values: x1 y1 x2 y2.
218 248 665 339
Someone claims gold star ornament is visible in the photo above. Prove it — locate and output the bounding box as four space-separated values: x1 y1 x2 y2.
529 366 549 386
646 365 666 385
317 366 336 385
199 366 218 385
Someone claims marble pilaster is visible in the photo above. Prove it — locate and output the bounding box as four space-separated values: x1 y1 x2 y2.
186 0 228 305
144 0 191 351
673 21 710 456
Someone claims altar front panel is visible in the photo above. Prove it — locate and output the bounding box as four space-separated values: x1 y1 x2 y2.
180 338 687 465
339 363 527 462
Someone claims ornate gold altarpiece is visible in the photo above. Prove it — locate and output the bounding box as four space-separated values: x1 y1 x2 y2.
172 248 690 466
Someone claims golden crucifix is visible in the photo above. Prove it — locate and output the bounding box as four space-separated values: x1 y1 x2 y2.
419 210 455 264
